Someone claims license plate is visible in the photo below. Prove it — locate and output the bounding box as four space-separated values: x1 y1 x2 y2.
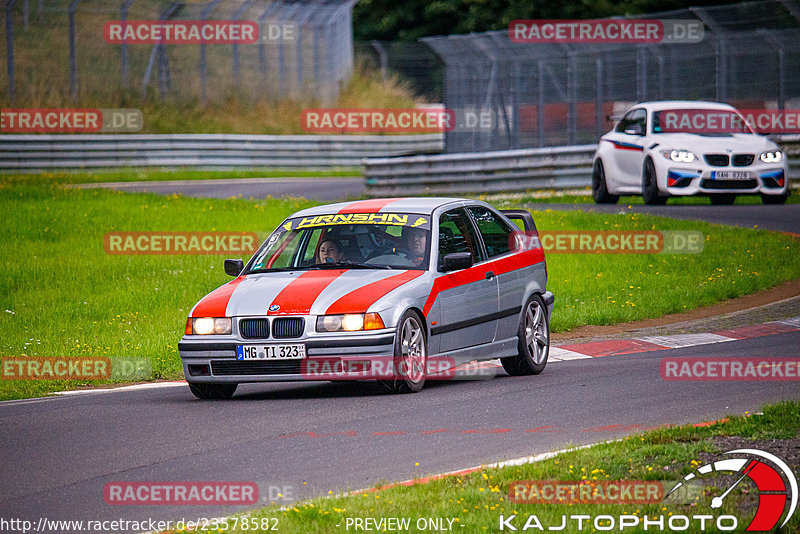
236 344 306 360
712 170 752 180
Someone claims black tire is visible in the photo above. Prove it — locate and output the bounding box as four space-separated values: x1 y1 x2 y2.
501 294 550 376
710 194 736 205
188 383 237 400
592 160 619 204
380 310 427 394
761 193 788 205
642 158 667 205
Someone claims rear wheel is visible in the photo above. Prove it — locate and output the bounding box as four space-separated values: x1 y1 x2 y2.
188 383 237 400
710 194 736 205
642 159 667 205
380 310 427 393
592 160 619 204
501 294 549 376
761 193 788 205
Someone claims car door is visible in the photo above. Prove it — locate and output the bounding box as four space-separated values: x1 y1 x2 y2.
431 208 499 354
467 205 525 344
607 108 647 187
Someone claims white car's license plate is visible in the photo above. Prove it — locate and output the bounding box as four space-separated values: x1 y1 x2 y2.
236 344 306 360
712 170 752 180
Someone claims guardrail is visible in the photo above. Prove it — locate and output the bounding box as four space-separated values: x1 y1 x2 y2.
364 138 800 196
0 134 444 171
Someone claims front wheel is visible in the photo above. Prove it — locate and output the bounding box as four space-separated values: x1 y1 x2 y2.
761 193 788 205
592 160 619 204
710 194 736 205
380 310 427 393
501 294 550 376
642 159 667 205
188 383 237 400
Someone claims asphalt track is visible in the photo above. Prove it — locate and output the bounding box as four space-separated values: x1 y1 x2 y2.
1 332 798 531
86 178 799 233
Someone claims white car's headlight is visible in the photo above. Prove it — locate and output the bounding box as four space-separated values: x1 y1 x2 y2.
187 317 232 335
661 149 698 163
316 313 385 332
760 150 783 163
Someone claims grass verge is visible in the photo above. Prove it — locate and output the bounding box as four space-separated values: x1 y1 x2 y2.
2 178 799 400
169 400 800 533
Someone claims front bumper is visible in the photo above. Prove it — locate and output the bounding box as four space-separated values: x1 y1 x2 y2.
179 329 396 383
662 165 788 196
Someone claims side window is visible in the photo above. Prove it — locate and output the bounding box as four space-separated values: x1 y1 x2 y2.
437 209 482 271
615 108 646 134
468 206 515 258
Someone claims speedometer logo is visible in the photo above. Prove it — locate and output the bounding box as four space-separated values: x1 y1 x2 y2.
667 449 797 531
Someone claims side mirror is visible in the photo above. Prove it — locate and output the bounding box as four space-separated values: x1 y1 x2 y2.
442 252 473 272
624 124 644 136
224 259 244 276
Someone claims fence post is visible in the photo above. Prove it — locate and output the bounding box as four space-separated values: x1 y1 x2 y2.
120 0 136 88
200 0 224 105
68 0 82 102
232 0 254 94
595 57 604 140
537 60 544 148
5 0 18 104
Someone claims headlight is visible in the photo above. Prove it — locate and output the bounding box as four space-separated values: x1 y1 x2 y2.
316 313 385 332
760 150 783 163
661 149 697 163
188 317 232 335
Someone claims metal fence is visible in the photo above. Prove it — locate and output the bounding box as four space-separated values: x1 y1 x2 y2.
417 0 800 153
2 0 357 105
0 133 443 171
363 137 800 196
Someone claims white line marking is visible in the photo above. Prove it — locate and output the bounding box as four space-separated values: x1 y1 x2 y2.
549 347 592 360
775 316 800 329
637 333 736 348
53 381 186 396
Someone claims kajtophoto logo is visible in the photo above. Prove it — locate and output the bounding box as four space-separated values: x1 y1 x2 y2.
499 448 797 531
667 449 798 532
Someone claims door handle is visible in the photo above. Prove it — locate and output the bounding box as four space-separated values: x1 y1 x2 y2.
485 271 495 280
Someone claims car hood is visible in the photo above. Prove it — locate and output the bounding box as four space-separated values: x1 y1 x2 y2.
653 133 777 153
190 269 428 318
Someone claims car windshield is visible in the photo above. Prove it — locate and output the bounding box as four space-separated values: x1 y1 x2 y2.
652 108 754 135
246 212 432 272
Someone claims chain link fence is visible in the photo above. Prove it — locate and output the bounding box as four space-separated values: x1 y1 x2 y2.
407 0 800 153
2 0 357 106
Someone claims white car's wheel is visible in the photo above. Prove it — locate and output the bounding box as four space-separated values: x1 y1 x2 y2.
642 158 668 205
592 160 619 204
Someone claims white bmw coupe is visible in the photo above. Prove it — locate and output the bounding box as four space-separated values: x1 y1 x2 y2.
592 101 789 205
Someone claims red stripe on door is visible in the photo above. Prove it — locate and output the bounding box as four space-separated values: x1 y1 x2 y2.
325 270 425 315
421 248 546 316
192 275 246 317
267 269 348 315
337 198 406 214
422 264 491 316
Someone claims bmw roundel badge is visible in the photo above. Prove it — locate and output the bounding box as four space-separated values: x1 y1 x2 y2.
269 304 280 312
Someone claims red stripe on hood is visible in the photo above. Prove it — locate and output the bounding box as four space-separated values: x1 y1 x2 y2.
268 269 348 315
325 270 425 315
192 275 246 317
337 198 406 214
